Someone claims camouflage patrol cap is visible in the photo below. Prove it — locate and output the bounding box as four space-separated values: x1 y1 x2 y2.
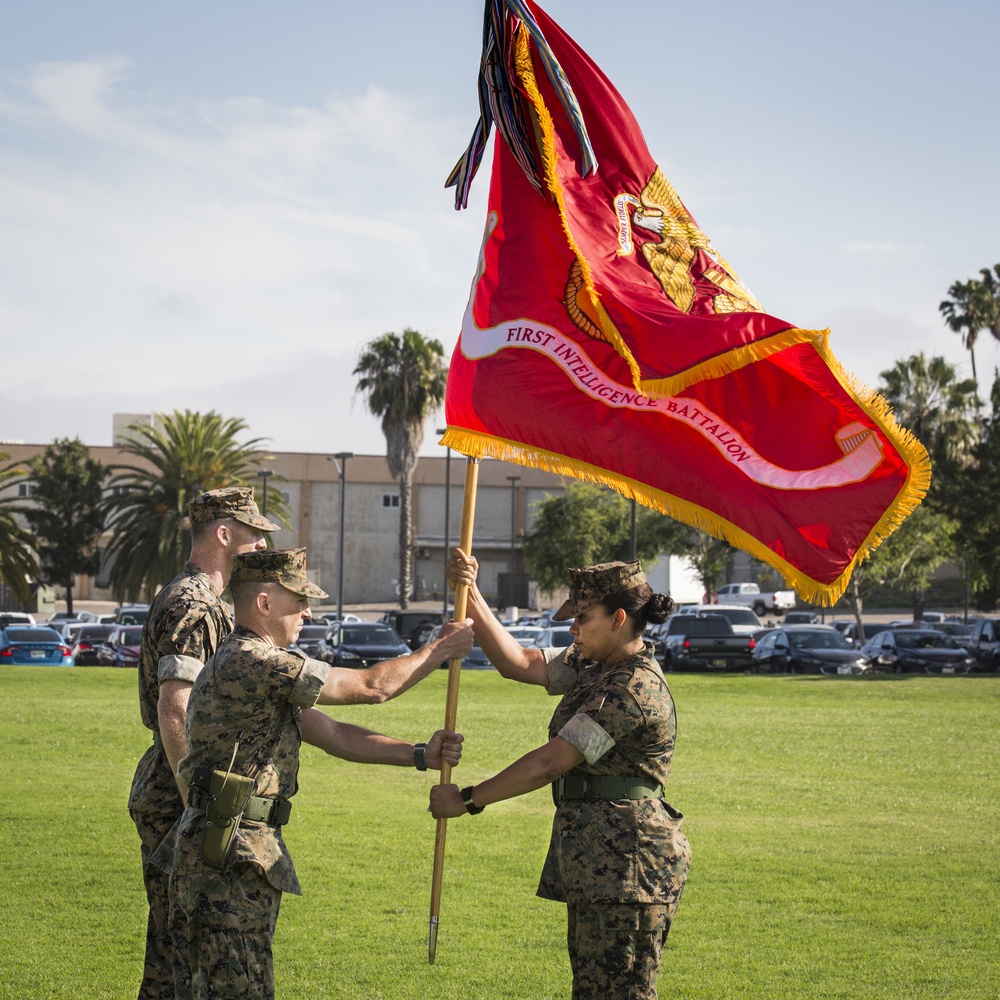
229 547 328 600
188 486 280 532
551 560 648 621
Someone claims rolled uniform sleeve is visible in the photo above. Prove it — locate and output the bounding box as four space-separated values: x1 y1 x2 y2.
541 646 580 695
558 713 615 764
158 653 205 685
291 656 331 708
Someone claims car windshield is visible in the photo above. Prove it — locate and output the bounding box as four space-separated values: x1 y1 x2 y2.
788 630 852 650
896 631 958 650
341 625 401 644
121 628 144 644
5 628 60 643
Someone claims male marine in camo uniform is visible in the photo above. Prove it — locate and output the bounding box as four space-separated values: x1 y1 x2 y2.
161 548 472 1000
129 486 279 1000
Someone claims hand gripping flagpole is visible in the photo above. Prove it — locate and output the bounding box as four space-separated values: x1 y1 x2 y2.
429 455 480 964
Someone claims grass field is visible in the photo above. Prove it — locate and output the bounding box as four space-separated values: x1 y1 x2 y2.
0 665 997 999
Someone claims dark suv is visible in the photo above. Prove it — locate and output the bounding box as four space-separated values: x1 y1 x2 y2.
379 611 446 650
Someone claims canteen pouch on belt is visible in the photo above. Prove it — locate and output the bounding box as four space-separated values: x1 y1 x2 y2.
196 765 255 869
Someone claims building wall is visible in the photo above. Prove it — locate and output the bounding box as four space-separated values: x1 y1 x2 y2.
0 428 697 609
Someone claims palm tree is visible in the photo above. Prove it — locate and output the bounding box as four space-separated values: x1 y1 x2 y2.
102 410 288 601
0 455 39 605
354 328 447 608
878 353 980 475
939 264 1000 385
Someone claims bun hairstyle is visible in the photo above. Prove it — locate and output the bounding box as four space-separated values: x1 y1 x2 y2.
599 584 674 636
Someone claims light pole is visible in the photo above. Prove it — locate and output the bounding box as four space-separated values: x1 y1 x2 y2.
506 475 520 609
329 453 353 623
437 429 451 617
256 469 274 517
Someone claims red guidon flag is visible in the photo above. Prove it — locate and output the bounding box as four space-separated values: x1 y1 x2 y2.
441 0 929 604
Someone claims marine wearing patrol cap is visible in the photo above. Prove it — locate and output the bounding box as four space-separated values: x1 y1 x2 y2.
230 547 329 600
188 486 281 532
551 560 647 621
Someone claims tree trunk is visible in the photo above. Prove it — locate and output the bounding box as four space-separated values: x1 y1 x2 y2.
65 577 74 615
912 590 925 622
849 577 865 644
398 470 413 609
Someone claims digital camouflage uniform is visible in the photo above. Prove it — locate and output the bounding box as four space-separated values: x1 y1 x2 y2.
129 562 233 1000
163 624 330 1000
538 639 690 1000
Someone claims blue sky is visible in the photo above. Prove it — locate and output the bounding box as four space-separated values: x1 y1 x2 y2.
1 0 997 455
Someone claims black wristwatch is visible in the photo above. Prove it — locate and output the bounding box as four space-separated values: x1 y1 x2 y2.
461 785 485 815
413 743 427 771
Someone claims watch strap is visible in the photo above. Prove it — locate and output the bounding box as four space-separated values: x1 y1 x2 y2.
461 785 485 815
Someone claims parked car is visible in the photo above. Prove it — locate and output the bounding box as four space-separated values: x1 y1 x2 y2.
115 605 149 625
48 610 96 623
515 614 555 628
859 628 975 675
933 621 972 641
44 619 83 639
71 624 116 666
673 604 762 634
97 625 144 667
290 624 329 658
0 626 73 666
504 625 544 647
532 627 575 650
462 639 494 670
316 612 364 625
378 611 445 650
111 607 146 625
961 617 1000 672
61 621 92 647
752 625 870 675
660 614 755 672
318 622 410 668
830 620 881 645
782 611 822 625
713 582 796 616
0 612 36 628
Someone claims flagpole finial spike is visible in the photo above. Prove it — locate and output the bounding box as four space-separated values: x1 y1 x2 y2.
428 916 440 964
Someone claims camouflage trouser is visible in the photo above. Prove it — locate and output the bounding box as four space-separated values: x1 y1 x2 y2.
566 902 672 1000
132 805 179 1000
169 862 282 1000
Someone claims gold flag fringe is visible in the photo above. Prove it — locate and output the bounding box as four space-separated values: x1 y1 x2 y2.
441 411 930 608
639 327 823 398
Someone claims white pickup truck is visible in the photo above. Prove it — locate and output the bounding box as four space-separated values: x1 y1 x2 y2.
713 582 796 617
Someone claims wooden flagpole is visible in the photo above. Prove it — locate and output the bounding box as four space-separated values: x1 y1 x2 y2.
428 455 480 964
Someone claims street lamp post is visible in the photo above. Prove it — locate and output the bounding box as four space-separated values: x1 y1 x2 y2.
437 429 451 617
506 475 520 609
329 453 353 623
256 469 274 517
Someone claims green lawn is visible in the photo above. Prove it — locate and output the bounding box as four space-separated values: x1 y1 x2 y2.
0 666 997 999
